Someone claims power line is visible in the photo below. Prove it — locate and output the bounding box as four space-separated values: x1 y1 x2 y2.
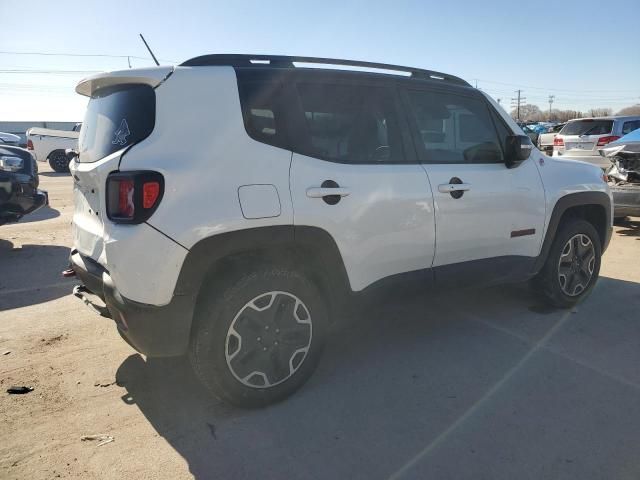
0 50 176 63
475 78 638 94
0 69 101 75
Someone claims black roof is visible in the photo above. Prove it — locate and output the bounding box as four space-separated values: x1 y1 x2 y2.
180 54 470 87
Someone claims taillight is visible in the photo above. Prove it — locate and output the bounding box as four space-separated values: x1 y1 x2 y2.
27 139 34 150
553 137 564 147
118 179 135 218
596 135 620 146
106 171 164 224
142 181 161 209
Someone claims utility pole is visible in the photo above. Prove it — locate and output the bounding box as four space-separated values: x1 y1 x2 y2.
548 95 555 120
510 90 526 120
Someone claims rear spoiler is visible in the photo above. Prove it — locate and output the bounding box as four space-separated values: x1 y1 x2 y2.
75 66 174 97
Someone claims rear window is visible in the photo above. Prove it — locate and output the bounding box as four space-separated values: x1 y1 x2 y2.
560 120 612 136
237 80 290 150
295 83 404 163
78 84 155 163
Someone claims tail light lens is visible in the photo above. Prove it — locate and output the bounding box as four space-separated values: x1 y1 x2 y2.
553 137 564 147
596 135 620 146
106 171 164 224
27 139 34 150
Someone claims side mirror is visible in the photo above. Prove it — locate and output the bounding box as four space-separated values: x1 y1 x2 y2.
505 134 533 168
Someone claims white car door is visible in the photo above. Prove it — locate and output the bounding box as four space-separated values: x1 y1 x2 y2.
288 79 436 291
402 86 545 284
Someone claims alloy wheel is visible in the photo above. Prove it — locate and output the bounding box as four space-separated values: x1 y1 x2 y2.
557 233 595 297
225 291 312 388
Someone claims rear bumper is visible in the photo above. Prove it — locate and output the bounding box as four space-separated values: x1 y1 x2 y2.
610 184 640 218
69 250 194 357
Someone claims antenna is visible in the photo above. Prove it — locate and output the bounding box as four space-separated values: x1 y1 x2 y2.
139 34 160 66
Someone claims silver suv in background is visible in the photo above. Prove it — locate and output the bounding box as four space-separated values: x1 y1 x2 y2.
553 116 640 169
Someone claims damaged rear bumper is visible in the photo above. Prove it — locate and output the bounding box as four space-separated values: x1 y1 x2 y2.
610 184 640 218
69 249 193 357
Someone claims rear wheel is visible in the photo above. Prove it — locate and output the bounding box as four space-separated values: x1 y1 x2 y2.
48 150 69 173
189 266 327 408
534 218 601 308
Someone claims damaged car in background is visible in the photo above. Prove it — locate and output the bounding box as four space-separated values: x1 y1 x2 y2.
0 145 48 225
600 128 640 219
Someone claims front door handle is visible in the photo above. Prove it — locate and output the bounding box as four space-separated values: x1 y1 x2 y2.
306 180 350 205
438 177 470 199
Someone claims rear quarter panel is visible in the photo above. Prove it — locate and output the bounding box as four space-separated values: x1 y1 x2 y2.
118 66 294 250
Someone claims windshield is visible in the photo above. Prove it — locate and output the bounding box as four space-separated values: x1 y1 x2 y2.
78 84 155 163
560 119 613 136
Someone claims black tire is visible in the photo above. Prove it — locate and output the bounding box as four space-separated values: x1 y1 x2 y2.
189 266 328 408
534 218 601 308
48 150 69 173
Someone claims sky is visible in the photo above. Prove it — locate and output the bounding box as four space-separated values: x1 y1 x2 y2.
0 0 638 121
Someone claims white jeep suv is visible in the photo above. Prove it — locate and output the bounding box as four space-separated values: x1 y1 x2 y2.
69 55 612 407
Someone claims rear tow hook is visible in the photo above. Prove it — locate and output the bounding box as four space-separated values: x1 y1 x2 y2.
72 285 111 318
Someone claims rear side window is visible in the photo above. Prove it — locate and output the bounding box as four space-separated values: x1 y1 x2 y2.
406 89 503 164
560 120 613 136
78 84 155 163
293 83 404 163
237 80 290 149
622 120 640 136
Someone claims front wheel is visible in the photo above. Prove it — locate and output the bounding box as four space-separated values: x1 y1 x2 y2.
534 218 602 308
189 266 328 408
48 150 69 173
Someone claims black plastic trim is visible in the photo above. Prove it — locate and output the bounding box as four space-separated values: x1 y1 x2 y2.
434 256 537 288
69 250 192 357
533 191 612 273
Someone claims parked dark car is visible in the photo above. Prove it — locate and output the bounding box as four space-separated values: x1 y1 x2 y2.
0 145 48 225
599 128 640 219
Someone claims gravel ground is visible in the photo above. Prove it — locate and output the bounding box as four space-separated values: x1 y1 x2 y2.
1 161 640 480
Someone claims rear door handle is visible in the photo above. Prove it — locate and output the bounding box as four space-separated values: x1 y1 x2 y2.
306 180 350 205
437 183 471 193
306 187 350 198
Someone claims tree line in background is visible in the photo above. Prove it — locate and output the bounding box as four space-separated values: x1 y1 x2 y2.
509 104 640 122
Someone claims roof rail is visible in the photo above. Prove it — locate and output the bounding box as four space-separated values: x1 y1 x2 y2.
180 54 471 87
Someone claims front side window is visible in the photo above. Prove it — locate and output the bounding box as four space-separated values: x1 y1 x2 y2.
294 83 404 163
406 89 503 164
